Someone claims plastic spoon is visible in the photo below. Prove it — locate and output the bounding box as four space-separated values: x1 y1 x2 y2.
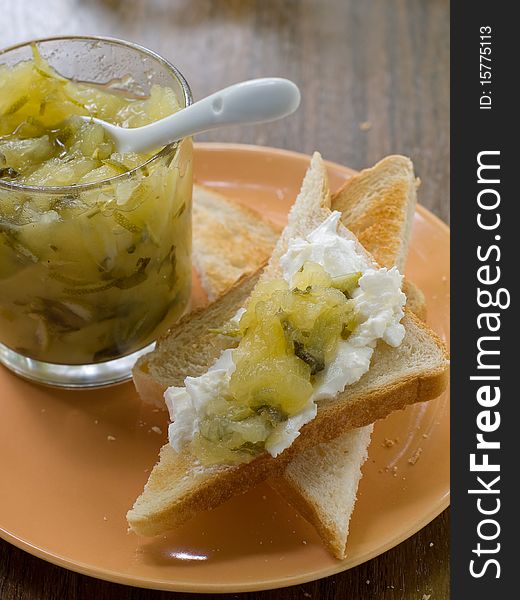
80 78 300 154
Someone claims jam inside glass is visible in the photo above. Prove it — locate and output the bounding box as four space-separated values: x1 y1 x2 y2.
0 37 193 387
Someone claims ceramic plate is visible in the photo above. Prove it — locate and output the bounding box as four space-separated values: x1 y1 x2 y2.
0 144 450 592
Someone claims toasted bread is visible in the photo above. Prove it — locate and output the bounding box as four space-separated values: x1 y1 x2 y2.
270 425 374 559
269 155 424 559
133 167 427 555
331 155 417 272
192 185 281 302
127 153 449 536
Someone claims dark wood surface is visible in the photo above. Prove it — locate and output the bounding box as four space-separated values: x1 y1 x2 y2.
0 0 450 598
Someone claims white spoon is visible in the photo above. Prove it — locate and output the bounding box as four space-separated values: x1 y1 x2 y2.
81 78 300 154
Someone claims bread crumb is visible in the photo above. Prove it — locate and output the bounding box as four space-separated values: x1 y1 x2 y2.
359 120 372 131
429 542 434 547
150 426 162 434
94 419 99 425
107 435 116 442
384 465 398 476
382 438 397 448
302 540 307 545
422 433 429 439
103 516 108 521
366 579 370 584
408 447 423 465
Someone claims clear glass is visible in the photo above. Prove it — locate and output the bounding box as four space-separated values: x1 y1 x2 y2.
0 37 193 388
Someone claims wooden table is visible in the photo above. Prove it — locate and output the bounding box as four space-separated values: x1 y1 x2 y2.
0 1 449 598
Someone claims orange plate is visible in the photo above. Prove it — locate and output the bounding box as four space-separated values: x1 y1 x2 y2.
0 144 450 593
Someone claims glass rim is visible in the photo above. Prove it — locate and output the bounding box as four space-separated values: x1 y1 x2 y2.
0 35 193 195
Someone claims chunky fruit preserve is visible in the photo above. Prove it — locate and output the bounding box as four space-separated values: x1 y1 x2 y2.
0 46 192 364
193 262 361 465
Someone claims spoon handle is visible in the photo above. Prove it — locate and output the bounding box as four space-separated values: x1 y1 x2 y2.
118 78 300 153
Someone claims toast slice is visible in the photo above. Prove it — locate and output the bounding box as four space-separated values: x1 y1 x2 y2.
192 185 281 303
134 172 426 558
127 153 449 536
133 178 423 555
271 424 374 558
331 155 417 272
269 155 423 559
133 165 426 554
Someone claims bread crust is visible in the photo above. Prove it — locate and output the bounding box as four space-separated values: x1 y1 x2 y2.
331 155 419 271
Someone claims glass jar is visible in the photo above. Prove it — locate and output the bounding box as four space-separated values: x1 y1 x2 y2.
0 37 193 388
